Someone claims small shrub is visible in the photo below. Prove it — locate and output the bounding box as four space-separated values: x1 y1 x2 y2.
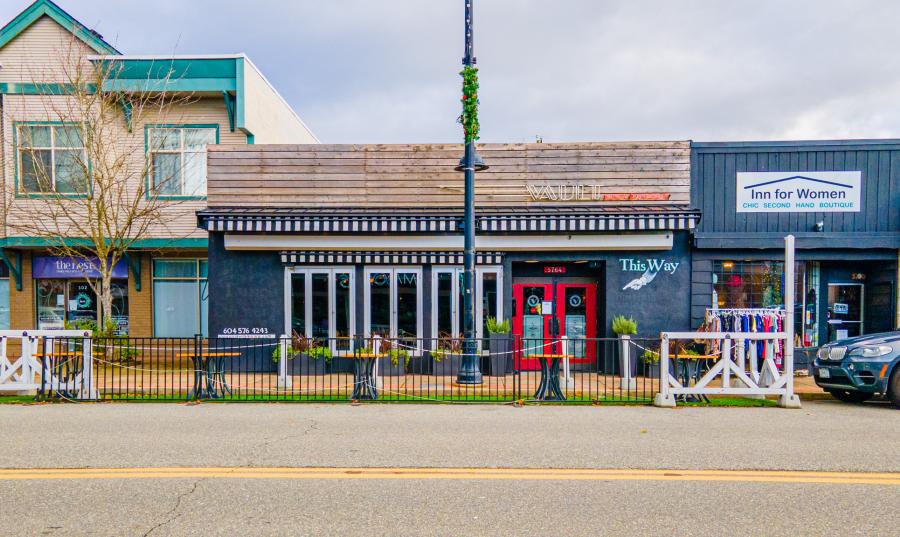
611 315 637 336
486 316 510 334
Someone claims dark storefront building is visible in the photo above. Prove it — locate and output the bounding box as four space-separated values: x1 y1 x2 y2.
199 142 699 365
691 139 900 366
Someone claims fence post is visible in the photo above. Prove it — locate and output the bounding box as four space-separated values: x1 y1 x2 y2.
277 334 292 389
80 331 97 399
722 336 732 389
373 335 382 390
560 335 573 386
619 335 636 391
654 333 675 407
779 234 801 408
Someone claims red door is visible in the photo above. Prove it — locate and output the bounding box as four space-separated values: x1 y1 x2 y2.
513 283 598 370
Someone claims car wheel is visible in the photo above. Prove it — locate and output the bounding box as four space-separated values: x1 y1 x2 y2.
826 389 872 403
889 369 900 409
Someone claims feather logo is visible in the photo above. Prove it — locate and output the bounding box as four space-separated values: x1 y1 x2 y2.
622 269 659 291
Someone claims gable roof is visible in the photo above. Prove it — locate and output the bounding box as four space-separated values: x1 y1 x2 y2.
0 0 120 55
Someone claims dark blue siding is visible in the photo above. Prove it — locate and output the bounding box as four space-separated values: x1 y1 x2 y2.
692 140 900 237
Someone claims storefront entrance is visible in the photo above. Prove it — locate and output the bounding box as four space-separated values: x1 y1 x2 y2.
512 281 598 370
827 283 864 342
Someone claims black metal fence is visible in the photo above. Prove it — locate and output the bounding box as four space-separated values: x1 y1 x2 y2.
36 335 662 404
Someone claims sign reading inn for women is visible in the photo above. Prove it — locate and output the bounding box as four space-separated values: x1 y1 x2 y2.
736 171 861 213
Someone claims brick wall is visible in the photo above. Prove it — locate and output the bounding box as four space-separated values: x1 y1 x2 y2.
10 250 33 330
127 254 152 337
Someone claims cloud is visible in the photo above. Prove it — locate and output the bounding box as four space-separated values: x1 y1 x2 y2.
3 0 899 143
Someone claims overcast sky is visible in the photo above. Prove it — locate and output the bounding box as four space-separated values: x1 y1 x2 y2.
5 1 900 143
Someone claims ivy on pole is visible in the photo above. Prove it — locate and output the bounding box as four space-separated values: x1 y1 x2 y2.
458 65 480 143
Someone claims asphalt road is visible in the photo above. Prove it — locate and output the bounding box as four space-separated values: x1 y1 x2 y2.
1 400 898 536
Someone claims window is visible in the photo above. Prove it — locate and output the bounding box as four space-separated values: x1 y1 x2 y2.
712 260 820 348
364 267 422 351
0 264 9 330
287 268 355 354
147 126 216 197
431 267 503 348
34 279 128 333
152 259 208 337
17 124 87 194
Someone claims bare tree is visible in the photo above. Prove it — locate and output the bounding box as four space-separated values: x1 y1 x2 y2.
3 38 198 334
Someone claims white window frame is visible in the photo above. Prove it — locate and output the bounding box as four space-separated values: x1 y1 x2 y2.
431 266 503 348
283 267 356 355
363 266 423 352
16 123 87 194
147 126 216 197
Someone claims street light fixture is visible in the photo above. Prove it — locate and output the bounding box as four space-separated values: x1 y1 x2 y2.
456 0 487 385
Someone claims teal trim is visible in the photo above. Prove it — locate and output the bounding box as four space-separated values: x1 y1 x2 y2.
0 249 23 291
0 0 120 55
0 83 97 95
235 57 246 132
0 237 208 249
12 121 91 199
102 78 237 93
143 123 219 200
124 252 141 291
99 58 237 80
223 91 236 132
118 95 133 132
246 132 255 144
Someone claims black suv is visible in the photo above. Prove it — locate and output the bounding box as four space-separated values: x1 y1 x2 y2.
814 331 900 407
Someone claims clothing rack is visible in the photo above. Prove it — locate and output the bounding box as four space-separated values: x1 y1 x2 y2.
704 307 787 373
706 307 785 317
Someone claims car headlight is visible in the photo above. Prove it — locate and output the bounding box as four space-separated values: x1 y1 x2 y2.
817 347 829 360
848 345 893 358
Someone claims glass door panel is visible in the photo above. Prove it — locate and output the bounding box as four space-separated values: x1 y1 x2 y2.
396 271 419 348
67 280 97 324
368 272 391 338
334 272 352 352
827 284 863 341
290 273 306 337
310 273 330 342
436 271 453 339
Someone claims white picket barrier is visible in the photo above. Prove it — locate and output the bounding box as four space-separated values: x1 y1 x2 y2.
0 330 95 398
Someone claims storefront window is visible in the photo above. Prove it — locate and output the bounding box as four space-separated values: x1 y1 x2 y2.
364 267 422 350
431 267 503 347
712 260 820 348
35 277 127 332
152 259 208 337
0 264 9 329
289 268 355 353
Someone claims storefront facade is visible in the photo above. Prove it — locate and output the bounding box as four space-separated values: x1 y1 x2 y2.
690 139 900 365
201 142 699 360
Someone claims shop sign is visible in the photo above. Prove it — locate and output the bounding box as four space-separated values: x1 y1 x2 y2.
219 327 276 339
619 258 680 291
832 303 849 314
543 266 566 274
736 172 861 213
33 257 129 279
525 183 671 202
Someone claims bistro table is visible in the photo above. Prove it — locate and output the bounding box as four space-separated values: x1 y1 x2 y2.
34 351 79 398
350 353 381 401
176 351 240 400
673 353 717 403
530 353 571 401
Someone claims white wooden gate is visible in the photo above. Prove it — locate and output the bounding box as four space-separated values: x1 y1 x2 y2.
0 330 96 399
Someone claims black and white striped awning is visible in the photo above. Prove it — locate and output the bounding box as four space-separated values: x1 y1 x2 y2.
280 251 504 265
198 206 700 234
478 212 698 232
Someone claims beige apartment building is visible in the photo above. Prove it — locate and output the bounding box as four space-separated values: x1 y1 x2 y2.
0 0 316 336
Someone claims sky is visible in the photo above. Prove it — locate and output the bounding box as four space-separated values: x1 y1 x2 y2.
4 0 900 144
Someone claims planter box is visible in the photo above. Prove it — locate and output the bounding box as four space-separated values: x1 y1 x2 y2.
488 334 513 376
429 352 462 376
376 356 406 376
286 354 327 375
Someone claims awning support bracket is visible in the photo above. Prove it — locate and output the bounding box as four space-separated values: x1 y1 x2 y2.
0 249 23 291
125 252 141 292
223 91 236 132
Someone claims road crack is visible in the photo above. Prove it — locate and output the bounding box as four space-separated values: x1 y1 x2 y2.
142 479 200 537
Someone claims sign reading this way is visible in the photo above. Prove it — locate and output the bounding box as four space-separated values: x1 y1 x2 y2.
736 172 861 213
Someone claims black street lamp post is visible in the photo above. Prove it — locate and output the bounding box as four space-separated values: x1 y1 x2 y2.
456 0 487 385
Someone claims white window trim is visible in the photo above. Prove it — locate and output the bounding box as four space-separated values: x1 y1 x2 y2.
431 266 503 349
363 266 423 352
17 123 87 194
283 266 356 355
148 127 216 196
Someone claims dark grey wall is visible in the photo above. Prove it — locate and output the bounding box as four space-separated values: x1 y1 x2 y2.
208 233 285 339
692 140 900 238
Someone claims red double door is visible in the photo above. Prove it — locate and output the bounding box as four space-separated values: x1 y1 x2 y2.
512 282 598 370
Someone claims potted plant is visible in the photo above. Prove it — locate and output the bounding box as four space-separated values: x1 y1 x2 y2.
429 334 463 376
272 333 331 375
612 315 638 387
486 316 512 376
362 338 409 376
641 349 660 378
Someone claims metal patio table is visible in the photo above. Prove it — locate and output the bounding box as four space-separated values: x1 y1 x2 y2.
351 353 380 401
531 353 570 401
178 351 240 400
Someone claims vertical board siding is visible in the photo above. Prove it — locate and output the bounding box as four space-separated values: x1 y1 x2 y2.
692 143 900 234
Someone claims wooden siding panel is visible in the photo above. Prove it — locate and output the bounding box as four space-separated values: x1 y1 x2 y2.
206 142 692 208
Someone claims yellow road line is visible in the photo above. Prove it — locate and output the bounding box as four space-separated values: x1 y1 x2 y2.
0 467 898 485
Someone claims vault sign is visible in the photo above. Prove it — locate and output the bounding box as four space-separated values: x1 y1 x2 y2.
736 172 861 213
